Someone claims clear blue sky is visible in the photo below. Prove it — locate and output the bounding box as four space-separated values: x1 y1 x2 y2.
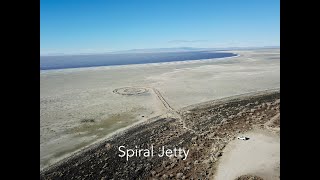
40 0 280 55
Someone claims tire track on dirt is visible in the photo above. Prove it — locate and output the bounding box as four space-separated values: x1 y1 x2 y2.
149 87 196 134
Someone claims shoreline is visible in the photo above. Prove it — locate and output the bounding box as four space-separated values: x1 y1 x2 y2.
40 52 240 74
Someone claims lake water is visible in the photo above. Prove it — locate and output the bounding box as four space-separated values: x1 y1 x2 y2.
40 51 237 70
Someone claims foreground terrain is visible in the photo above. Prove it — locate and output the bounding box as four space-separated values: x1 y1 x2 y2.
40 49 280 169
41 90 280 179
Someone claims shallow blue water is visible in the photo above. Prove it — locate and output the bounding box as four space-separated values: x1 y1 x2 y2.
40 51 237 70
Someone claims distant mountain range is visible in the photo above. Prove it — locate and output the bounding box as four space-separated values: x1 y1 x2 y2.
109 47 209 54
106 46 279 54
41 46 279 56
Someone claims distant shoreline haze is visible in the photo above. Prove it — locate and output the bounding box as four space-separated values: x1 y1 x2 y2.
40 51 237 70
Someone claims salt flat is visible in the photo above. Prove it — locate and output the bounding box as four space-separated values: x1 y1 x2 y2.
40 48 280 169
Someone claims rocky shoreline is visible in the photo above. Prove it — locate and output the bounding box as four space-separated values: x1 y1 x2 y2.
40 90 280 180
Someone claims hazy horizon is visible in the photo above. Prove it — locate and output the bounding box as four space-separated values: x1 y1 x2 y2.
40 46 279 56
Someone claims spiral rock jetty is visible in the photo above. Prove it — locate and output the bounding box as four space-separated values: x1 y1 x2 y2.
113 87 149 96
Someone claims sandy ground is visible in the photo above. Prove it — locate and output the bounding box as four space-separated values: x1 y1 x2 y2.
214 129 280 180
40 48 279 169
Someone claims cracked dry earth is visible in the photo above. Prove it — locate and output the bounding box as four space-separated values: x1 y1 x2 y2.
40 91 280 180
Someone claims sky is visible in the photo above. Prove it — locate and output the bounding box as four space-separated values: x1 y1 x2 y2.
40 0 280 55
